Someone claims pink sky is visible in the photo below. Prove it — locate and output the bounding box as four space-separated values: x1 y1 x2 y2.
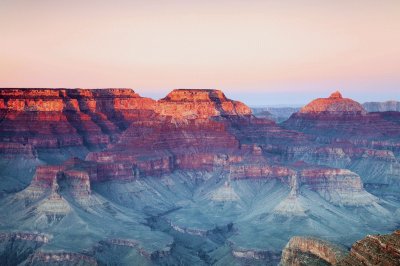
0 1 399 105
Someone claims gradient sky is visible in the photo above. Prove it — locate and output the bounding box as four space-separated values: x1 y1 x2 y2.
0 0 399 106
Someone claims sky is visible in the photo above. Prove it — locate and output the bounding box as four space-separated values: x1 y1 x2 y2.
0 0 399 106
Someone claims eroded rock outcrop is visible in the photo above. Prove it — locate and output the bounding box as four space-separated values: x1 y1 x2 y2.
157 89 251 119
25 251 97 266
338 230 400 266
299 168 377 205
299 91 366 115
0 88 157 151
0 232 49 266
283 91 400 139
21 158 95 213
280 236 347 266
281 230 400 266
363 100 400 112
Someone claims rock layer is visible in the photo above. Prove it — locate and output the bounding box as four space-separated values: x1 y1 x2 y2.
338 230 400 266
280 236 347 266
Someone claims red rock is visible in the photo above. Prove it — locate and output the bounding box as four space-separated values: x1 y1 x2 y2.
156 89 251 119
0 88 252 154
230 164 295 182
280 236 347 266
299 91 366 114
300 168 363 190
283 93 400 140
0 88 158 150
338 231 400 265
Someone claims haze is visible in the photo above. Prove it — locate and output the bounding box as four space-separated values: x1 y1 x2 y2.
0 0 399 105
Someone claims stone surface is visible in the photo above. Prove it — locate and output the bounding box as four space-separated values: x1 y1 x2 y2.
0 88 399 265
280 236 347 266
281 230 400 266
338 230 400 266
299 91 366 114
157 89 251 119
363 100 400 112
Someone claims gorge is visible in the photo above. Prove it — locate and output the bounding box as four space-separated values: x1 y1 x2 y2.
0 88 399 265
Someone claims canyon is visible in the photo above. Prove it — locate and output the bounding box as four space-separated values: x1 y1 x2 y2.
0 88 399 265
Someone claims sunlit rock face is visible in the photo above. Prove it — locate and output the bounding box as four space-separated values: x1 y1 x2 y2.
0 88 250 153
0 88 399 265
299 91 366 115
283 91 400 139
0 88 157 151
157 89 251 119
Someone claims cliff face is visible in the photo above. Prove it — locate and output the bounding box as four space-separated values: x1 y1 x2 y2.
157 89 251 119
299 91 366 115
280 236 347 266
281 230 400 266
0 88 156 150
0 88 250 153
25 251 98 266
0 88 399 265
251 106 300 122
0 232 49 266
363 100 400 112
283 91 400 139
338 230 400 266
299 168 377 205
280 91 400 193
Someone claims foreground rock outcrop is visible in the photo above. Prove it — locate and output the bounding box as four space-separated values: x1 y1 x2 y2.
280 236 347 265
280 230 400 266
338 230 400 266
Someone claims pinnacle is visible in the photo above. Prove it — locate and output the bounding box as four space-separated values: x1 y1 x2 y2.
329 91 343 99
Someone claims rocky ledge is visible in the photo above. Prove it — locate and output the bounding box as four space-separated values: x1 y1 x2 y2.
338 230 400 266
157 89 251 119
0 88 251 152
280 230 400 266
280 236 347 265
25 251 98 266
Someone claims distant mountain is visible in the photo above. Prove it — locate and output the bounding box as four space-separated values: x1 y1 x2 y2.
363 100 400 112
251 106 300 122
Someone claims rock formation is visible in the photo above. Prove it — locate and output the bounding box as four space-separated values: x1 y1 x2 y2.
299 91 366 115
283 91 400 139
338 230 400 265
157 89 251 119
281 230 400 266
363 100 400 112
280 236 347 265
251 107 300 122
0 88 399 265
0 88 156 151
25 251 98 266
